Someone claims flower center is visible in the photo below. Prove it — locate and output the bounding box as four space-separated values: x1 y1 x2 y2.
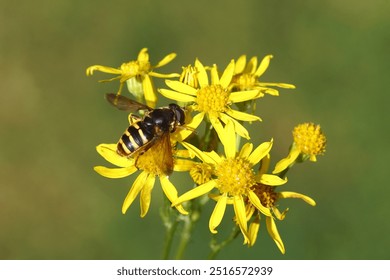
215 157 255 196
251 183 277 208
293 123 326 156
195 85 229 113
121 61 151 76
234 73 257 91
135 144 170 176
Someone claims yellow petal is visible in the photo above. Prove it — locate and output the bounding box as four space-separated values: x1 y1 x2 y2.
94 165 137 178
272 147 300 174
96 144 133 167
98 76 122 83
172 179 217 207
173 159 195 171
220 120 236 159
119 73 136 83
235 55 247 74
220 114 250 139
140 174 155 217
186 111 204 130
245 204 256 220
86 65 122 76
148 72 180 78
209 117 226 142
279 191 316 206
210 64 220 85
165 80 197 96
122 171 148 214
174 149 193 158
248 190 271 216
209 193 228 234
246 56 258 74
259 82 296 89
160 176 188 215
266 216 285 254
195 59 209 87
259 174 287 186
261 87 280 96
181 141 219 165
239 143 253 159
225 108 262 122
203 150 222 165
248 215 260 246
255 55 273 78
142 74 157 108
259 153 270 176
273 207 288 220
154 52 177 68
159 89 196 103
174 112 204 141
248 140 273 166
233 195 250 244
137 48 149 62
208 193 234 204
220 60 235 88
229 89 263 103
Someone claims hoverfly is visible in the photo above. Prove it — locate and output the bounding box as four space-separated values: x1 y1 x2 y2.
105 93 186 175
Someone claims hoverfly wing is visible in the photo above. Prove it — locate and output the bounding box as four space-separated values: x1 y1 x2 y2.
105 93 152 112
132 133 174 176
155 132 174 176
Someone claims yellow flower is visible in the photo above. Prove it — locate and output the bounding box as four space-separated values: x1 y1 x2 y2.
242 153 316 254
172 121 285 244
273 123 327 174
86 48 179 108
94 138 195 217
159 59 264 140
231 55 296 96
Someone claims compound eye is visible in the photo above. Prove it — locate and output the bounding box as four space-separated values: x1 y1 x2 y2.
169 104 185 125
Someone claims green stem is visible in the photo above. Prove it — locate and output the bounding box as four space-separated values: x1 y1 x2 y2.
160 197 180 259
200 121 219 152
174 215 192 260
175 195 209 259
208 226 241 259
162 219 179 259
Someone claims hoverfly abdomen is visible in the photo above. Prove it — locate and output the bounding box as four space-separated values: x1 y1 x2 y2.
117 121 154 157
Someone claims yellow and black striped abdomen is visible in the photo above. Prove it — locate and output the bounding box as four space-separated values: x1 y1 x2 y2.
117 121 154 157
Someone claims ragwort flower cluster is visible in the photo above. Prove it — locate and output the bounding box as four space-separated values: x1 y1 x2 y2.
87 48 326 255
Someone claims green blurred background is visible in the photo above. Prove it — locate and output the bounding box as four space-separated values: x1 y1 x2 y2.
1 0 389 259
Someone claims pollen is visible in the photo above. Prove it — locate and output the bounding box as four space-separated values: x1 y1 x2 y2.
293 123 326 157
195 85 229 113
251 183 277 208
215 157 256 196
